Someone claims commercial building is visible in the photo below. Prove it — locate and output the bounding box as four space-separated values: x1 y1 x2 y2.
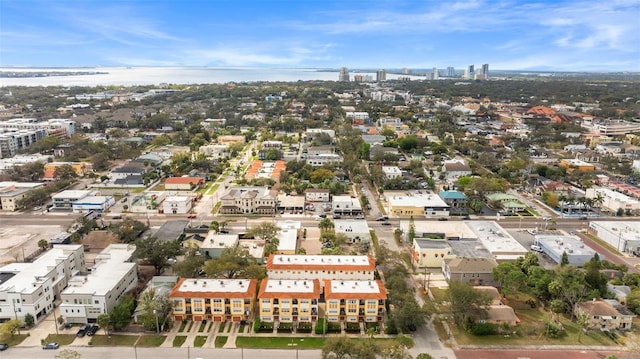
334 219 370 244
219 186 277 215
305 153 343 167
560 159 595 172
51 190 95 210
164 177 205 191
324 280 386 324
411 239 455 268
304 188 330 203
60 244 137 324
466 221 528 261
591 120 640 136
275 220 301 254
586 187 640 214
266 255 376 286
170 278 257 322
534 235 597 267
588 221 640 254
217 135 246 145
0 245 85 324
183 232 239 259
71 195 115 214
332 196 363 216
387 192 450 218
0 181 44 211
162 196 193 214
258 279 320 324
43 162 90 180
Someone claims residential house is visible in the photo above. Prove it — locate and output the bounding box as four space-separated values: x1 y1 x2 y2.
485 193 527 213
217 135 246 145
60 244 138 324
473 286 519 326
324 280 387 324
382 166 402 180
442 257 500 287
170 278 257 322
442 160 472 183
439 190 468 215
574 300 635 331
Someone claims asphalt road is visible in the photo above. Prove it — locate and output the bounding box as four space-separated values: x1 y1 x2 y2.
454 349 627 359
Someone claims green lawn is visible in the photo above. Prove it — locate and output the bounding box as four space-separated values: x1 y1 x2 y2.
215 336 228 348
198 322 207 333
89 335 138 346
44 334 76 345
186 321 193 332
238 323 246 333
137 335 166 347
2 334 27 347
236 336 326 349
218 322 226 333
194 335 207 347
173 335 187 347
178 321 187 332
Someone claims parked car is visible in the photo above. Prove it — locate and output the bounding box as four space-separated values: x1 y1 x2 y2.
527 229 537 235
462 215 471 220
530 245 543 253
219 229 230 234
438 217 448 221
0 343 8 351
87 325 99 336
381 221 392 226
76 324 90 337
187 214 197 219
376 216 389 221
42 343 59 350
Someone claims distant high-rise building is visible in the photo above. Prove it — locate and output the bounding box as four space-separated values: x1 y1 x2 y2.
376 69 386 82
363 75 373 82
402 67 411 75
482 64 489 78
465 65 475 79
432 67 439 80
446 67 455 77
339 67 350 82
353 74 363 82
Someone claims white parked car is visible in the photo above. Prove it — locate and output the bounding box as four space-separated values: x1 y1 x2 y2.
527 229 537 235
530 244 543 253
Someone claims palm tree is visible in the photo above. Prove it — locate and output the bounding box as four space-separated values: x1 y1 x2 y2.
593 193 605 217
318 218 334 232
38 239 49 251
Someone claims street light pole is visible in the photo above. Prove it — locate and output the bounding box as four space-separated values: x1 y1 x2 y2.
153 309 160 334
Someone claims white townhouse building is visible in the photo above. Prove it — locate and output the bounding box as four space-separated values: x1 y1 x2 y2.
0 245 85 324
60 244 137 324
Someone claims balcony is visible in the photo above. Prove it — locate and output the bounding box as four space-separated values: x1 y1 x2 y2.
311 308 318 316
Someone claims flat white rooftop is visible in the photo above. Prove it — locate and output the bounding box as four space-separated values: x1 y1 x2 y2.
52 190 93 199
466 221 528 257
62 244 134 295
202 233 238 249
400 220 477 239
335 219 370 234
388 193 448 208
278 227 298 252
0 245 82 294
175 278 252 294
536 235 596 257
262 279 316 294
326 280 381 294
268 254 374 269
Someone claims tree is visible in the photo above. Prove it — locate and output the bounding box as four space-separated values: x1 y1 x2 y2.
626 289 640 315
38 239 49 251
576 312 590 343
393 293 427 332
137 288 173 332
97 313 111 336
246 222 280 241
55 349 82 359
560 251 569 266
310 168 335 184
108 217 147 243
408 216 416 243
135 236 182 275
416 354 434 359
0 319 22 337
53 164 79 180
24 313 34 328
203 246 265 279
318 218 335 232
447 281 492 325
109 295 136 331
172 247 206 278
264 237 280 256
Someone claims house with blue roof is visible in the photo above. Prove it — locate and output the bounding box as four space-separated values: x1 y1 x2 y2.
439 190 468 215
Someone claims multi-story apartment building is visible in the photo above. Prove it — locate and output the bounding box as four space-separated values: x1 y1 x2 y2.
169 278 257 322
0 118 75 139
266 255 376 288
60 244 137 323
0 245 85 324
0 128 46 158
258 279 320 323
324 280 387 324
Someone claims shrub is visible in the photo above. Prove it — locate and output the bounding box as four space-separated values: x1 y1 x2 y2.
253 318 261 333
544 322 566 339
385 318 399 335
469 322 498 336
315 318 326 335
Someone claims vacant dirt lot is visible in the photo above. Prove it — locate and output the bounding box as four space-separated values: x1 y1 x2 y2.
0 225 65 264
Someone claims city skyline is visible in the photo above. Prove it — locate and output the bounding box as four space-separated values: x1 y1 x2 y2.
1 0 639 71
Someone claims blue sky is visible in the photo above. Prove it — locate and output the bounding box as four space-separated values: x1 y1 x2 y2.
1 0 639 71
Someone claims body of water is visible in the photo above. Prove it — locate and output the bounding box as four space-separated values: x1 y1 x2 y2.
0 67 420 87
